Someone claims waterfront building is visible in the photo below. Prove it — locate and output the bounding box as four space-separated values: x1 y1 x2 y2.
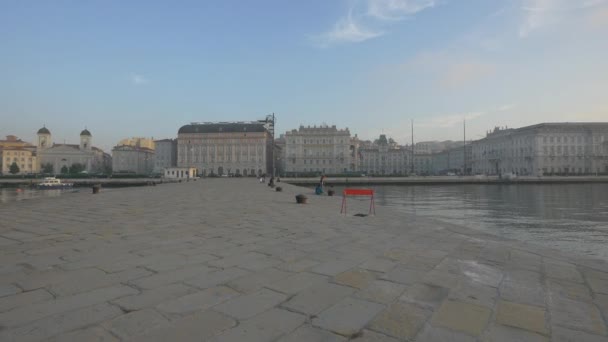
163 167 197 179
431 145 472 175
177 122 272 176
471 123 608 176
283 125 352 175
1 147 38 174
36 127 108 174
112 144 155 175
274 135 286 176
359 135 410 175
154 139 177 174
0 135 36 174
118 137 155 150
413 153 433 175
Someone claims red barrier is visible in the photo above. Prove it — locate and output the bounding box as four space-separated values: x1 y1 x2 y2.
340 188 376 215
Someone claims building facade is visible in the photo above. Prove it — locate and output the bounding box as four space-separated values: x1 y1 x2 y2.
164 167 197 179
36 127 108 174
154 139 177 173
112 145 155 174
359 135 410 175
431 145 472 175
283 125 352 175
177 122 272 176
0 135 36 174
1 147 38 174
471 123 608 176
118 137 155 150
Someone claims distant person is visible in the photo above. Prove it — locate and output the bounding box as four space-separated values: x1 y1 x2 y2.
315 183 323 195
320 175 326 186
268 177 275 187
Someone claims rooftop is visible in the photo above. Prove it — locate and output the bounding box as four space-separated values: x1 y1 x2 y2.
178 122 267 134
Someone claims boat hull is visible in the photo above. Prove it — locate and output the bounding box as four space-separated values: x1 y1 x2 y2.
37 184 73 190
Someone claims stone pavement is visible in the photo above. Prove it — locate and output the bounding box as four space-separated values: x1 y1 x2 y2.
1 179 608 341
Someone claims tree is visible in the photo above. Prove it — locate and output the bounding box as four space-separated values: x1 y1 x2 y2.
9 162 20 174
60 165 69 174
41 163 54 174
69 163 85 174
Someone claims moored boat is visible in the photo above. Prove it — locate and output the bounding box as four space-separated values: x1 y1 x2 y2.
37 177 73 189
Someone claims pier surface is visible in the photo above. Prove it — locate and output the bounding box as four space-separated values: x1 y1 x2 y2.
1 180 608 341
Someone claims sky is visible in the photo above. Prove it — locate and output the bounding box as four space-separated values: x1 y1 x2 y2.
1 0 607 153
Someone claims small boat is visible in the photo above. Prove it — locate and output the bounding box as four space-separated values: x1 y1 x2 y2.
37 177 73 189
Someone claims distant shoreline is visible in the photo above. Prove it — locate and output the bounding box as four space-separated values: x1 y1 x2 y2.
283 175 608 186
1 175 607 187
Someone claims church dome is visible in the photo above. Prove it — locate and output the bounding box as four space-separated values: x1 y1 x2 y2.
37 127 51 134
80 129 92 136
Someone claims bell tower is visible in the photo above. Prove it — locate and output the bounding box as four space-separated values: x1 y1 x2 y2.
37 126 51 150
80 128 92 150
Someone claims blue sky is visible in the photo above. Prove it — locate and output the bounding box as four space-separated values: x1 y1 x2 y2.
1 0 607 152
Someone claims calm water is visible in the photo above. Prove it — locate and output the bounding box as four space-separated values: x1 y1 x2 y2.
0 188 80 204
334 184 608 260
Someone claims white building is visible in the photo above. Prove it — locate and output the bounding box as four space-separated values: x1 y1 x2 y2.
112 145 155 174
471 123 608 176
177 122 272 177
359 135 410 175
36 127 108 174
154 139 177 173
164 167 197 179
283 125 353 175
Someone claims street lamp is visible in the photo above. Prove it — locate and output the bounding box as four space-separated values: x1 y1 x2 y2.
258 113 276 177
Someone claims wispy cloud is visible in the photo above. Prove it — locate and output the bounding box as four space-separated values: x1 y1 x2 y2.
402 52 496 89
367 0 435 20
519 0 607 37
129 73 149 86
440 62 496 89
311 12 384 47
418 104 514 128
419 111 485 128
312 0 438 47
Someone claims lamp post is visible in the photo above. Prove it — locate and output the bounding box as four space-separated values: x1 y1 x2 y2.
259 113 276 177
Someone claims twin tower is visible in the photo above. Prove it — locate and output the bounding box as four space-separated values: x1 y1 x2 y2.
36 126 92 151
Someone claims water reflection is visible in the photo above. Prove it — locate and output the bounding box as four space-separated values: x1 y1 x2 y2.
0 188 68 204
336 184 608 260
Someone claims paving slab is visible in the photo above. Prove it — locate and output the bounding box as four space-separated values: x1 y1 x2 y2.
414 323 477 342
350 330 399 342
312 297 385 337
110 283 194 311
354 280 406 304
101 308 170 339
277 324 347 342
495 300 548 335
282 282 355 315
210 308 306 342
400 282 449 309
333 268 377 289
156 286 239 315
431 299 492 336
46 326 119 342
213 288 287 320
267 272 329 294
128 310 237 342
1 303 122 342
368 301 431 340
481 324 549 342
0 288 53 313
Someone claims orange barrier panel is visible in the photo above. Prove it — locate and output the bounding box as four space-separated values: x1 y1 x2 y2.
340 188 376 215
343 189 374 196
